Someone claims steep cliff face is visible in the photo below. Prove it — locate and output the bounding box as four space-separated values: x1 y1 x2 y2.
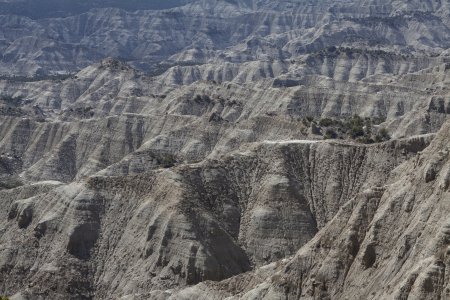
0 1 450 299
0 0 450 76
1 58 450 186
0 133 431 299
167 122 450 300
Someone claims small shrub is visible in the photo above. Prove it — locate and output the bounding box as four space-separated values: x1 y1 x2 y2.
350 114 364 126
379 128 390 139
301 114 390 144
350 125 364 138
324 128 337 139
319 118 334 127
301 117 311 127
364 118 372 134
375 128 391 143
372 116 386 125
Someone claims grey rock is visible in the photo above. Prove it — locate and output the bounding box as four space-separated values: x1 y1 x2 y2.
0 1 450 299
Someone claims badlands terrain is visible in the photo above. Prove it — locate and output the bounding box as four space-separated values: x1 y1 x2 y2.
0 0 449 299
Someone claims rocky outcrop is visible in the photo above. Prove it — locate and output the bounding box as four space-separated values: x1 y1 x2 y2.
0 133 432 299
0 0 450 77
1 57 450 184
170 121 450 300
1 1 450 299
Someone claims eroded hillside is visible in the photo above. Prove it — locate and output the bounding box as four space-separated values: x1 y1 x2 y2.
0 0 449 299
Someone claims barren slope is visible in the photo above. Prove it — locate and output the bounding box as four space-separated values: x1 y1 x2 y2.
172 120 450 300
0 133 432 299
0 0 450 299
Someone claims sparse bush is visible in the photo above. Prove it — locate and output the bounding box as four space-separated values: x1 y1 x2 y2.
301 118 310 127
379 128 390 138
319 118 334 127
364 118 372 134
344 115 365 138
350 126 364 138
374 127 391 143
306 115 390 144
324 128 337 139
372 116 386 125
348 115 364 127
302 116 314 127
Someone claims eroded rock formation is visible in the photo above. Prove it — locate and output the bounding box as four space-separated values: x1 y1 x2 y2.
0 0 449 299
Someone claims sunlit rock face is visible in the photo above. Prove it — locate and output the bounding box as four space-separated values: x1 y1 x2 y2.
0 0 450 76
0 0 450 299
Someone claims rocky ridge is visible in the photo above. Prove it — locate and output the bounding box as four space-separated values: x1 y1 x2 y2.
0 0 450 299
170 120 450 300
0 133 433 299
0 0 450 76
